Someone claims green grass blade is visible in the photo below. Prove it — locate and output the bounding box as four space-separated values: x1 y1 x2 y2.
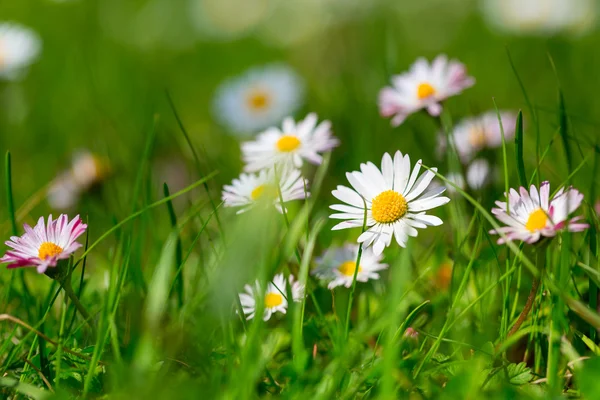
514 110 527 187
5 151 17 236
163 183 184 307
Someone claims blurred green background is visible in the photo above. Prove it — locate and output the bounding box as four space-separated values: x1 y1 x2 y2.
1 0 599 219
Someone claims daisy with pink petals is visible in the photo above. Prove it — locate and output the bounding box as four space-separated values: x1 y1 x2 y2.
490 181 588 244
379 55 475 126
0 214 87 273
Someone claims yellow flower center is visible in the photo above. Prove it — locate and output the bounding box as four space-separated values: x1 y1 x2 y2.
417 83 436 100
264 293 283 308
250 184 278 200
38 242 63 260
276 135 301 152
468 126 487 148
525 208 548 233
246 88 271 112
371 190 408 223
338 260 362 277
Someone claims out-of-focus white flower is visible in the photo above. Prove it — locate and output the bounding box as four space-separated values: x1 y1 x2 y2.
189 0 270 40
47 173 81 210
444 172 466 195
466 159 491 190
213 64 304 136
241 113 338 172
222 167 308 214
379 55 475 126
47 150 110 210
481 0 597 36
444 111 517 163
239 273 302 321
312 243 388 289
0 22 41 80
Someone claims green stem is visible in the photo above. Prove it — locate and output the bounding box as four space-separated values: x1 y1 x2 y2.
506 277 541 339
344 199 368 341
344 244 364 341
60 278 94 333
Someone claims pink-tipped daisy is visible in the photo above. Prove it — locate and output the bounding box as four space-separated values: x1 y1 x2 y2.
241 113 339 172
379 55 475 126
0 214 87 273
490 181 588 244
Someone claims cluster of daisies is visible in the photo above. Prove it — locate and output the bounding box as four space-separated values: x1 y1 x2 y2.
0 54 589 326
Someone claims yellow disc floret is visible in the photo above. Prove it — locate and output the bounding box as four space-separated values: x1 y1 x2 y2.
525 208 548 232
38 242 63 260
338 260 362 277
371 190 408 223
417 82 436 100
251 184 278 201
246 89 271 112
468 126 487 148
265 293 283 308
276 135 301 152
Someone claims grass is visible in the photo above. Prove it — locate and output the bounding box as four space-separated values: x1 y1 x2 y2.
3 1 600 399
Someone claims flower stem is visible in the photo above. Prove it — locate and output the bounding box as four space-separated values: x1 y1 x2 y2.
344 243 364 341
506 276 541 339
344 198 368 341
506 249 546 339
60 277 94 332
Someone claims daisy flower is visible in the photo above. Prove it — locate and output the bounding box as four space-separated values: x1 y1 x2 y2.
490 181 588 244
0 22 42 80
444 111 517 163
443 172 466 195
312 243 388 289
0 215 87 274
481 0 596 37
213 64 304 135
330 151 450 255
378 55 475 126
222 167 307 214
47 150 110 210
466 158 492 190
288 274 305 302
241 113 339 172
239 273 300 321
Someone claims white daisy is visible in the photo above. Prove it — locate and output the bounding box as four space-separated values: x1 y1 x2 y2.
288 274 305 302
443 172 466 195
241 113 339 172
0 22 41 80
466 159 492 190
378 55 475 126
239 273 300 321
222 167 307 214
47 150 110 210
481 0 596 36
213 64 304 135
443 111 517 163
490 181 588 244
330 151 450 256
312 243 388 289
